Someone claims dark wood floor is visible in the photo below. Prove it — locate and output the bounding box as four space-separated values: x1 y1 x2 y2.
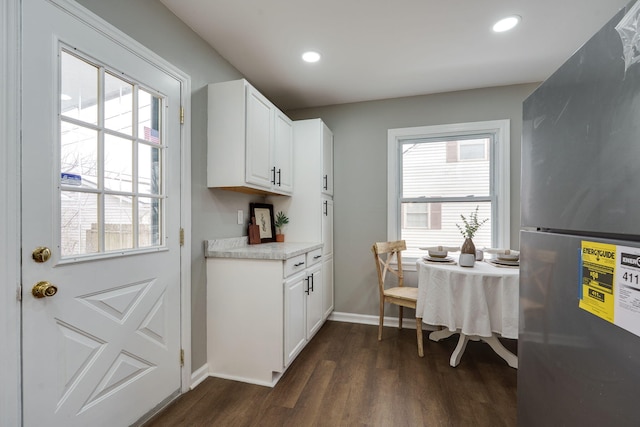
145 321 517 426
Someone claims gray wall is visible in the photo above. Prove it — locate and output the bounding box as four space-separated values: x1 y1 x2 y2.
287 83 538 315
77 0 538 372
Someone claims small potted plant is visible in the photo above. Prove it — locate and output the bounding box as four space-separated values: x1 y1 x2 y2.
456 206 488 267
274 211 289 242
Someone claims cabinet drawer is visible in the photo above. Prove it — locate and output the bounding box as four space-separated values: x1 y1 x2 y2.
306 248 323 266
284 254 306 278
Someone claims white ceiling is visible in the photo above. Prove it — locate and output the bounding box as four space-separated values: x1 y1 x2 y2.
159 0 631 110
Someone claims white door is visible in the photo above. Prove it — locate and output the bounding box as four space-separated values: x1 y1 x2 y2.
22 1 183 425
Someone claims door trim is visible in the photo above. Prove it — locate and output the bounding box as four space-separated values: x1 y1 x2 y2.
5 0 193 423
1 0 22 425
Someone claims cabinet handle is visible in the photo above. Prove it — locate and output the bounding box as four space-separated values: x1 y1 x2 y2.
294 262 305 267
271 167 276 185
277 168 282 186
313 255 322 260
323 174 328 190
305 276 310 295
310 274 314 292
323 200 327 216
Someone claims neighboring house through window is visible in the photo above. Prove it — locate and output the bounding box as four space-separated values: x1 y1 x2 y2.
387 120 510 261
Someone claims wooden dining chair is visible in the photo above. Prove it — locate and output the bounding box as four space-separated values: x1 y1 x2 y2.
372 240 424 357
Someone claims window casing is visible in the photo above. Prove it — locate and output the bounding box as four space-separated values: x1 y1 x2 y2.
387 120 510 262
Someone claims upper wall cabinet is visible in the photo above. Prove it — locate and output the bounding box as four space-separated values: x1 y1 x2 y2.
207 79 293 196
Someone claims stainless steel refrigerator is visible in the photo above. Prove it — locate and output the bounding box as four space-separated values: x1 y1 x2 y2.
519 1 640 425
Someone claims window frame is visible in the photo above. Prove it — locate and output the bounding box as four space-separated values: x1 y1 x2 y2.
58 47 169 263
387 120 510 266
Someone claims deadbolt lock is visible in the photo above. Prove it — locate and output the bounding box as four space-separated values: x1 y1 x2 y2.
32 281 58 298
32 247 52 263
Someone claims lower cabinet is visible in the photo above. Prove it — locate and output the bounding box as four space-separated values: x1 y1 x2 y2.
207 244 326 387
284 249 323 366
322 255 334 320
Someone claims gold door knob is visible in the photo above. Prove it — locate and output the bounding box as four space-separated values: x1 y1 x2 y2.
32 247 52 263
32 281 58 298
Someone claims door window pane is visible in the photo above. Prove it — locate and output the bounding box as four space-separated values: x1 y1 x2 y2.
104 134 133 192
60 122 98 188
104 72 133 135
139 89 161 144
104 195 133 251
139 197 161 247
60 53 98 125
61 191 98 256
138 144 161 195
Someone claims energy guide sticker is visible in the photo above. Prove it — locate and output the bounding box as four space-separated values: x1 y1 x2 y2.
579 240 640 338
579 241 616 323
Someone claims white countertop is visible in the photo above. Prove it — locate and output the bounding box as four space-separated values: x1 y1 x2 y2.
205 237 322 260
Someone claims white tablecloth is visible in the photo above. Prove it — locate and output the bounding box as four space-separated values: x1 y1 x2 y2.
416 259 519 339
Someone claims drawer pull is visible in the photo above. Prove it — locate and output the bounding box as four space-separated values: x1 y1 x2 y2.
294 262 305 267
313 255 322 259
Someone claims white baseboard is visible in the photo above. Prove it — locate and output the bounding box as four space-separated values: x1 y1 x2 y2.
327 311 438 331
190 364 209 390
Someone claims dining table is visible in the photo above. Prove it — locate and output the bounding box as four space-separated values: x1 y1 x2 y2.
416 257 519 368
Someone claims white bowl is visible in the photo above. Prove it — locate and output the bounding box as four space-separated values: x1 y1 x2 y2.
428 250 448 258
497 253 519 261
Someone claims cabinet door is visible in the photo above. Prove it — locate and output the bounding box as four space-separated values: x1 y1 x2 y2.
274 110 293 194
322 197 333 256
245 86 273 189
322 123 333 196
284 273 306 366
306 263 323 339
322 256 334 320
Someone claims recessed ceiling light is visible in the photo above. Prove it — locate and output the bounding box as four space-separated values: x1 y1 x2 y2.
493 15 521 33
302 51 321 63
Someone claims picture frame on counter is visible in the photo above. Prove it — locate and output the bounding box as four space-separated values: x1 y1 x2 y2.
250 203 276 243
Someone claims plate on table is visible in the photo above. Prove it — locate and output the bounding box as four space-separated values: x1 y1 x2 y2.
423 256 455 264
489 258 520 267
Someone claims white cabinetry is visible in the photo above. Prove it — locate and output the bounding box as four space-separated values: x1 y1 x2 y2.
322 123 334 196
206 242 325 386
284 271 306 366
207 79 293 196
305 249 324 338
284 248 323 366
271 119 334 319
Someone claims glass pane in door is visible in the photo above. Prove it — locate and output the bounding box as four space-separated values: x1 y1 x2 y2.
104 72 133 135
61 191 98 256
60 52 98 125
104 134 133 192
139 197 161 247
60 121 98 189
139 89 161 144
138 144 160 195
104 195 133 251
